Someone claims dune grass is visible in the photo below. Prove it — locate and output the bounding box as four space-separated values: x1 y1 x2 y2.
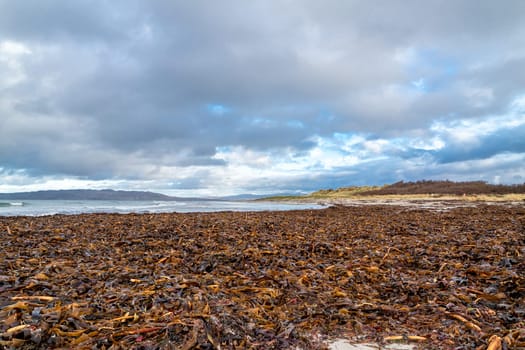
261 188 525 202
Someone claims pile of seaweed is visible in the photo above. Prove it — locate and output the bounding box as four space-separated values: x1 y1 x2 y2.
1 205 524 349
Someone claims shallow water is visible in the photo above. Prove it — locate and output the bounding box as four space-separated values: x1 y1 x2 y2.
0 199 325 216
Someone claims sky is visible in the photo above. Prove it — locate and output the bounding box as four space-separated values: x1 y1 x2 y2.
1 0 525 196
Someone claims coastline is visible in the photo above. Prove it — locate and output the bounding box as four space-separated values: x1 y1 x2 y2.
1 204 524 349
0 199 325 217
262 194 525 212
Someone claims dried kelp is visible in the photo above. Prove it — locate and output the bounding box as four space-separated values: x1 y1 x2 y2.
1 205 524 349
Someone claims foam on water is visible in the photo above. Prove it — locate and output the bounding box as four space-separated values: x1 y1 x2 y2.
1 202 22 206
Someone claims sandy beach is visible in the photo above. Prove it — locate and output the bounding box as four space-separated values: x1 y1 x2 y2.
1 205 524 349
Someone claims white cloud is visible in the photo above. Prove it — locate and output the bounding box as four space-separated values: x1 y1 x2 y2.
0 40 32 86
363 139 391 154
408 136 445 151
431 99 525 141
214 146 272 168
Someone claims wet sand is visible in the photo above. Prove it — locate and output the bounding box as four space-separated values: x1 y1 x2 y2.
1 204 524 349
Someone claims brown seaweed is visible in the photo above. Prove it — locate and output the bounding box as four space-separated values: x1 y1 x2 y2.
1 204 524 349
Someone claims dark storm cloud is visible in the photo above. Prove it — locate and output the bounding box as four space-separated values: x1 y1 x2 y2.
434 124 525 164
1 0 524 191
0 0 133 42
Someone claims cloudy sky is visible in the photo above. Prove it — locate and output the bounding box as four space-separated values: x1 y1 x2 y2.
1 1 524 196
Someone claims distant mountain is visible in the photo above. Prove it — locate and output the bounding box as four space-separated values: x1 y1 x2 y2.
0 189 185 201
216 192 303 200
0 189 303 201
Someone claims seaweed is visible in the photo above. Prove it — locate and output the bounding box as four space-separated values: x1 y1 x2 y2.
1 205 524 349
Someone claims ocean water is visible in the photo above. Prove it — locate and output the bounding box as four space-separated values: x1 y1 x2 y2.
0 199 325 216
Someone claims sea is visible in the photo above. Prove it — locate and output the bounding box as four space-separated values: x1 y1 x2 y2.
0 199 325 216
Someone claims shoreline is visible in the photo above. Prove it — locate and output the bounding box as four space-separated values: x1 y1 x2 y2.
1 205 524 349
261 193 525 202
262 195 525 212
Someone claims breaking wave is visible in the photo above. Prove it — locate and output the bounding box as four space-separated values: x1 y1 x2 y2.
0 202 25 207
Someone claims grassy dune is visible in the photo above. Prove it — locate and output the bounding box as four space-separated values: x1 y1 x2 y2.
262 181 525 202
263 192 525 202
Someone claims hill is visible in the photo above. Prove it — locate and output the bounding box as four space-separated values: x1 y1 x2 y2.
359 180 525 195
262 180 525 202
0 189 178 201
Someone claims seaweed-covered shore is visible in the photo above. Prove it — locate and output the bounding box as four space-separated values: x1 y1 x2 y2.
1 205 524 349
